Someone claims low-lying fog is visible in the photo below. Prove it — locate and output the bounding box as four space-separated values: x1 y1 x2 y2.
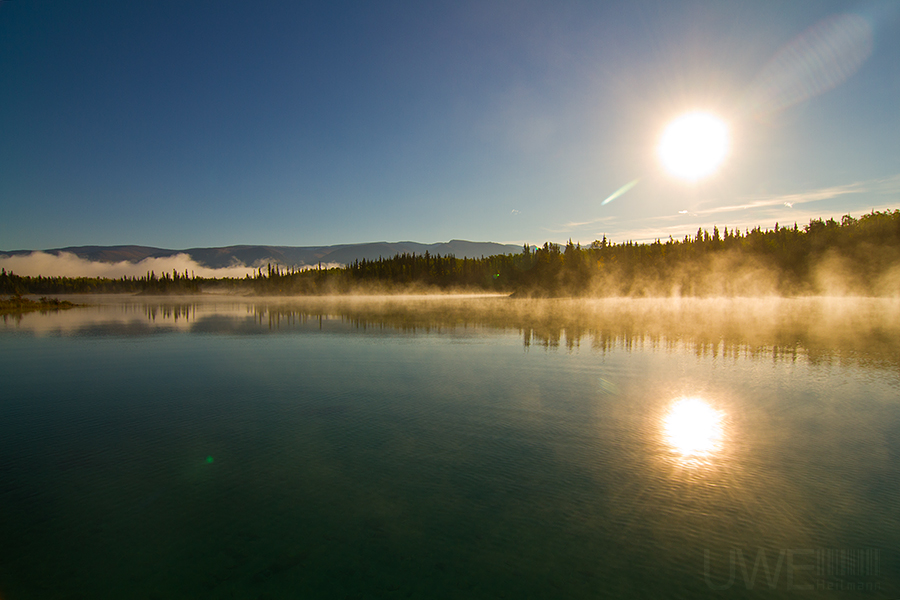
0 251 341 279
6 295 899 369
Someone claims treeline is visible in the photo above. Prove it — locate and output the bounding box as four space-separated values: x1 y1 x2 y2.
0 269 205 295
238 209 900 296
3 209 899 297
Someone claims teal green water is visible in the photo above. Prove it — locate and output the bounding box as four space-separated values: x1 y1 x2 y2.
1 297 898 599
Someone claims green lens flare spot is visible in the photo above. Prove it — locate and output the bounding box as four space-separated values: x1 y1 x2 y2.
206 456 214 463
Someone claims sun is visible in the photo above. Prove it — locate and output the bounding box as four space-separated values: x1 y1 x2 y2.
658 112 729 181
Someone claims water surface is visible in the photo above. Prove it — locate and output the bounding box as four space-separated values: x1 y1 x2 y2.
1 296 898 598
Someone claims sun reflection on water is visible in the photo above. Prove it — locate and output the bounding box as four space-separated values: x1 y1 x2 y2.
663 397 725 465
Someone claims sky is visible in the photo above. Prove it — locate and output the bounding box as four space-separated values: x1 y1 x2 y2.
1 0 899 251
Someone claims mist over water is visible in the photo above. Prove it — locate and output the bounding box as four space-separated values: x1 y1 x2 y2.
0 251 257 278
0 251 344 279
6 295 900 367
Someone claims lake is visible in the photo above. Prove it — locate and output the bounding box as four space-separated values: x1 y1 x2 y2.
1 295 898 599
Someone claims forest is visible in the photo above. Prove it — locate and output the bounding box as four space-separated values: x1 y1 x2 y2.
2 209 899 297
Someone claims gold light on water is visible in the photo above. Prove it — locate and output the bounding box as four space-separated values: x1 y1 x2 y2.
663 397 724 463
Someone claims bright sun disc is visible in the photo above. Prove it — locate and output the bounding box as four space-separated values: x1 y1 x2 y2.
658 112 729 181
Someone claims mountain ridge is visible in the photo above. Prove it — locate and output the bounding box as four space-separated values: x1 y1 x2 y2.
1 240 525 269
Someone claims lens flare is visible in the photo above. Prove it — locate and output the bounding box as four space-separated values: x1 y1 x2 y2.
743 13 873 120
601 179 640 206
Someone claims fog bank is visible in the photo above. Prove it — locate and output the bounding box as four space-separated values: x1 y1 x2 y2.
0 252 259 279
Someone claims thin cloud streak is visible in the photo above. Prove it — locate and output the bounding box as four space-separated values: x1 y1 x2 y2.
558 175 900 244
694 181 868 216
546 216 616 234
694 174 900 219
608 202 900 244
550 176 897 240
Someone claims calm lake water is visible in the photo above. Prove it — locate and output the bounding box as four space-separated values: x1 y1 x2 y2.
1 295 899 599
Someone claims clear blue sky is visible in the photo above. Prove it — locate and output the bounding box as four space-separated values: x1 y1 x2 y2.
1 0 898 250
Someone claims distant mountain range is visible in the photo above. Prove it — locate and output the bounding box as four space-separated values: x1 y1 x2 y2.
1 240 524 269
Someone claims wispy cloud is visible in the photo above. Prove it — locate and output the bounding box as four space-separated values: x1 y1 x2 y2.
694 181 869 216
610 201 900 244
545 216 616 233
869 173 900 194
561 175 900 244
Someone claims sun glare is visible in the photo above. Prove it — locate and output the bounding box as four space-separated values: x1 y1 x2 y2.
663 397 724 463
658 112 729 181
